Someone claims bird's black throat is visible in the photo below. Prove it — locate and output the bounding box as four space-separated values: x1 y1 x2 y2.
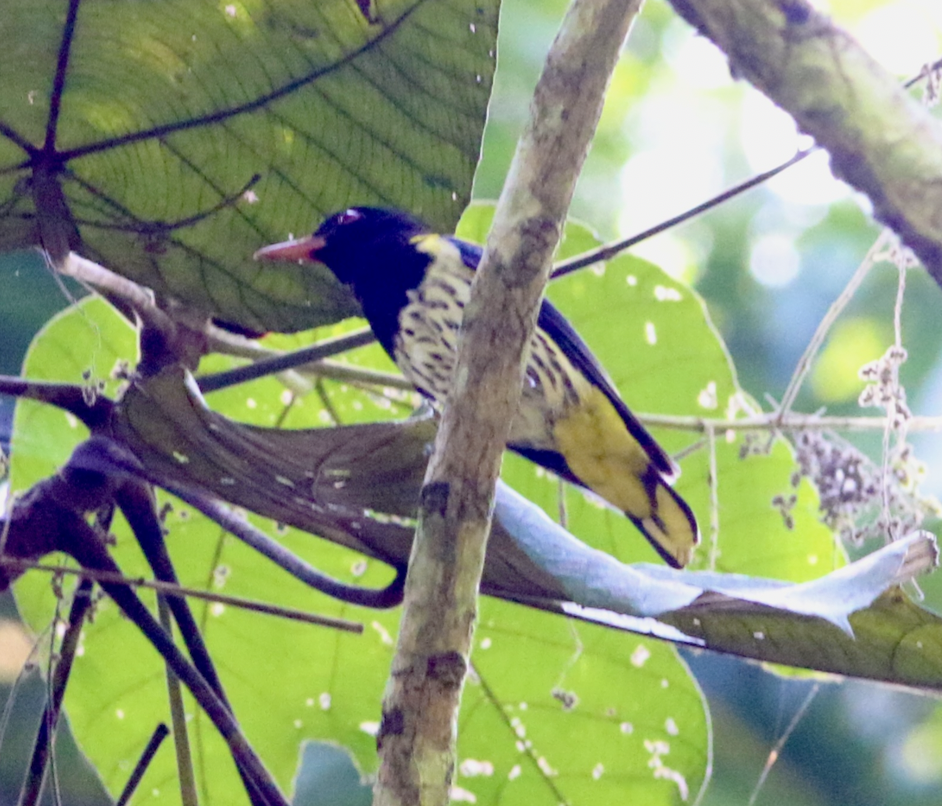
313 208 433 355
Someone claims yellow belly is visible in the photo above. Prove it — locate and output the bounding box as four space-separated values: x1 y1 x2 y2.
553 386 697 567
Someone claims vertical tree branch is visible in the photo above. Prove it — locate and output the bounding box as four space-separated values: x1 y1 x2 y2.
373 0 643 804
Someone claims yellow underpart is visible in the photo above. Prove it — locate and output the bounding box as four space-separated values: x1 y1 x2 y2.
553 387 697 566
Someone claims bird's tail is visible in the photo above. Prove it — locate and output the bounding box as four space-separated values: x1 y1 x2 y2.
628 468 699 568
542 387 700 567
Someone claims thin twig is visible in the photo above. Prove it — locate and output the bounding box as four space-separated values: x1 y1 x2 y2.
157 596 198 806
640 412 942 433
747 684 820 806
18 578 93 806
0 558 362 632
198 329 377 393
778 230 892 417
304 360 414 390
882 260 910 540
705 424 720 571
115 725 170 806
552 149 812 279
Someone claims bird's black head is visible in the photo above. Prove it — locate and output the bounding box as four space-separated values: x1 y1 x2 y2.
314 207 428 288
255 207 431 291
254 207 436 353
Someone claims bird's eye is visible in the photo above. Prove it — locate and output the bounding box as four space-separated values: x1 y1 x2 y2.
336 209 363 226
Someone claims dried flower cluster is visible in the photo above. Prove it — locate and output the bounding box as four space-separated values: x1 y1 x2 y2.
790 429 932 544
858 345 910 427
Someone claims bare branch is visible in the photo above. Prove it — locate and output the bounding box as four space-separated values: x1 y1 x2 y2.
668 0 942 286
642 412 942 434
0 558 362 630
374 0 643 803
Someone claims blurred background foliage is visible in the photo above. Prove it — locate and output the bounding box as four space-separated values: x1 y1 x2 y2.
3 0 942 804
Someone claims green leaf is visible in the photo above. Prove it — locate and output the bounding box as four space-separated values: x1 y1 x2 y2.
464 601 710 804
0 203 814 803
0 0 497 332
9 289 711 805
494 483 942 692
6 205 864 803
457 204 842 581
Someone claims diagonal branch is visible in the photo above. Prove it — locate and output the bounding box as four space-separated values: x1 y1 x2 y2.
373 0 644 803
668 0 942 286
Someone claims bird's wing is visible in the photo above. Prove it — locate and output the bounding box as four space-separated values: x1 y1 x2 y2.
536 301 676 478
446 236 676 479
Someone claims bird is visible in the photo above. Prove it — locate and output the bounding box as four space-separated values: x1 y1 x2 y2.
255 207 699 567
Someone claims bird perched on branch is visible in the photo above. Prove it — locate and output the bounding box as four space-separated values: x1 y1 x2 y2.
255 207 699 567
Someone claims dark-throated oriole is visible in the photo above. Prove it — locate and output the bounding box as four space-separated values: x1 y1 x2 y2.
256 207 699 567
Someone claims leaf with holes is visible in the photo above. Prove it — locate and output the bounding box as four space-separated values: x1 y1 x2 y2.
10 294 712 805
458 204 842 578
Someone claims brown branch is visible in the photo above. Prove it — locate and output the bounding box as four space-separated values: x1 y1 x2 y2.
667 0 942 286
0 557 362 631
372 0 643 803
0 376 113 430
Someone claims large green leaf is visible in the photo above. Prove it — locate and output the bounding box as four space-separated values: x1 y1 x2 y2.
10 298 406 804
466 600 709 804
14 206 917 806
0 0 497 332
10 283 712 804
13 204 942 804
459 205 842 580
